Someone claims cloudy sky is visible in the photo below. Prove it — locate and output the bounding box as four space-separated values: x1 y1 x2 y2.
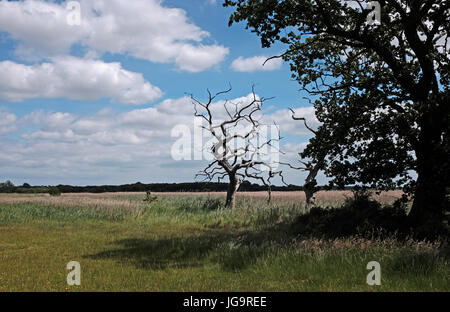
0 0 322 186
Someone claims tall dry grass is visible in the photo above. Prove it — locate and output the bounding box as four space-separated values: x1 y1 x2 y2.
0 193 140 209
146 190 403 207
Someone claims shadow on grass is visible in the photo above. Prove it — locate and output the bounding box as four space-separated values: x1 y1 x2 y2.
85 225 292 272
84 190 448 273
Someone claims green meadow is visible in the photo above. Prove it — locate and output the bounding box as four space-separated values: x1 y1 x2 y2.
0 192 448 291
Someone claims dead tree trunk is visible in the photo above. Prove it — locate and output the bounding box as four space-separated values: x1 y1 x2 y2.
193 85 284 210
225 173 241 209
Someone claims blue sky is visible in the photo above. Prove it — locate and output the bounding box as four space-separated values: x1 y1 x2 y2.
0 0 322 186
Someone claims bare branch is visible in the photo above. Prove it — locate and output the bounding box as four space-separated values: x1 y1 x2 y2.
289 108 317 135
192 85 284 208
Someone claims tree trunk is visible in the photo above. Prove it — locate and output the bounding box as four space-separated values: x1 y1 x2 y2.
409 172 448 227
304 163 320 213
304 182 316 212
408 110 450 228
225 174 241 209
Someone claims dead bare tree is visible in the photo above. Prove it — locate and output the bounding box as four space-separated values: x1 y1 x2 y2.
281 108 324 212
192 85 285 209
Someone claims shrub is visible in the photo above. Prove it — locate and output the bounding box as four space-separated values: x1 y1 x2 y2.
143 190 158 203
292 189 409 239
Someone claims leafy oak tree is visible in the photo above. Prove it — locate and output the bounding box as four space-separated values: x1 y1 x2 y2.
224 0 450 228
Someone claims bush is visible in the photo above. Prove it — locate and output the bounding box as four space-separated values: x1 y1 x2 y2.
48 187 61 197
292 189 409 239
143 190 157 203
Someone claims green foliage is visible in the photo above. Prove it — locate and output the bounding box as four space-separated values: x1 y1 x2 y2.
224 0 450 225
15 186 49 194
292 189 411 239
0 180 15 193
292 189 448 239
48 187 61 196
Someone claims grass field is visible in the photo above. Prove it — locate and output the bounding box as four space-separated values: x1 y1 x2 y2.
0 191 448 291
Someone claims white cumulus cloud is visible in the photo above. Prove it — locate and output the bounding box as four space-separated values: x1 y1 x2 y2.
231 56 283 72
0 0 229 72
0 57 162 105
0 93 321 185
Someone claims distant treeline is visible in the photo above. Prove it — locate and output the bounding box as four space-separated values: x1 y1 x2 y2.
52 181 306 193
0 181 302 193
0 180 363 194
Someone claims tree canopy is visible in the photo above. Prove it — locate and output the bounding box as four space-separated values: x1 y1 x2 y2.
224 0 450 227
